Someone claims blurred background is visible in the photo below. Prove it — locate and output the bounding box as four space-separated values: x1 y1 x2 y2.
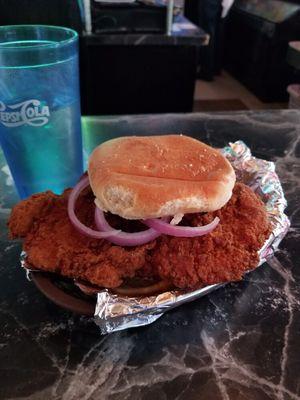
1 0 300 114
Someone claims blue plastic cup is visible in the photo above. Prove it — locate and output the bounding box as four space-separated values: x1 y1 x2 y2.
0 25 83 199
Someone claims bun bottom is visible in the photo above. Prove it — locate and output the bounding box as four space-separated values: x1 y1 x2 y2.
75 278 173 297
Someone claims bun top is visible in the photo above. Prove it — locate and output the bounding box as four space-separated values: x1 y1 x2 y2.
88 135 236 219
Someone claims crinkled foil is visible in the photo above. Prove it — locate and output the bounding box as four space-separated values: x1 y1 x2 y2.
93 141 290 334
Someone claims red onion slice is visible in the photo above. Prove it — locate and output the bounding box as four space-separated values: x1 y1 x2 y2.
143 216 220 237
94 207 162 246
68 176 121 239
68 175 219 244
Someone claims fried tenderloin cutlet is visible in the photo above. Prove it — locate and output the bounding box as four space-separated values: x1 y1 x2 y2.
8 183 271 289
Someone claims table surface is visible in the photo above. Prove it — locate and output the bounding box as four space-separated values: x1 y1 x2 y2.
0 110 299 400
82 15 209 46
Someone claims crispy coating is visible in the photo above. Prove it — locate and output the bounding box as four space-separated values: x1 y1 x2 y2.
152 183 271 288
8 188 155 288
8 183 271 289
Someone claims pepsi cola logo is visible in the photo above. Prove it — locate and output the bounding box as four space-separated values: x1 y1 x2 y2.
0 99 50 127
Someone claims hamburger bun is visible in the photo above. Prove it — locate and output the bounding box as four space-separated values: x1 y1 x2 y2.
88 135 236 219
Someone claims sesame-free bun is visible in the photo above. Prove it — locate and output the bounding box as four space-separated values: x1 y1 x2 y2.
88 135 236 220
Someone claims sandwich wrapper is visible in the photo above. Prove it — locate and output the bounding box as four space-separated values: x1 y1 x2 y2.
21 141 290 334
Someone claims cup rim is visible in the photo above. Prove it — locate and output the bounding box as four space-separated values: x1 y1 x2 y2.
0 25 78 50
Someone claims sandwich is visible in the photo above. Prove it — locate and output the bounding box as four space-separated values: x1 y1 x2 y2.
8 135 271 296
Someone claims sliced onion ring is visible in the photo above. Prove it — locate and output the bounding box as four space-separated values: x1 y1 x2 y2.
95 207 162 246
68 176 121 239
143 216 220 237
69 175 219 243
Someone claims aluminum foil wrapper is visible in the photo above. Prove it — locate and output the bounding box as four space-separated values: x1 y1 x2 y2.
94 141 290 334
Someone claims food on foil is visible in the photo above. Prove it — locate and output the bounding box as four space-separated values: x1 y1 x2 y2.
8 135 271 298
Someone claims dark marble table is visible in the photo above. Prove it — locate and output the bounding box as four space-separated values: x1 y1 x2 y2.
0 110 299 400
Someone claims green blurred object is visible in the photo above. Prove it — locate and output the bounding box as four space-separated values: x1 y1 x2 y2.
81 116 116 167
81 115 167 162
